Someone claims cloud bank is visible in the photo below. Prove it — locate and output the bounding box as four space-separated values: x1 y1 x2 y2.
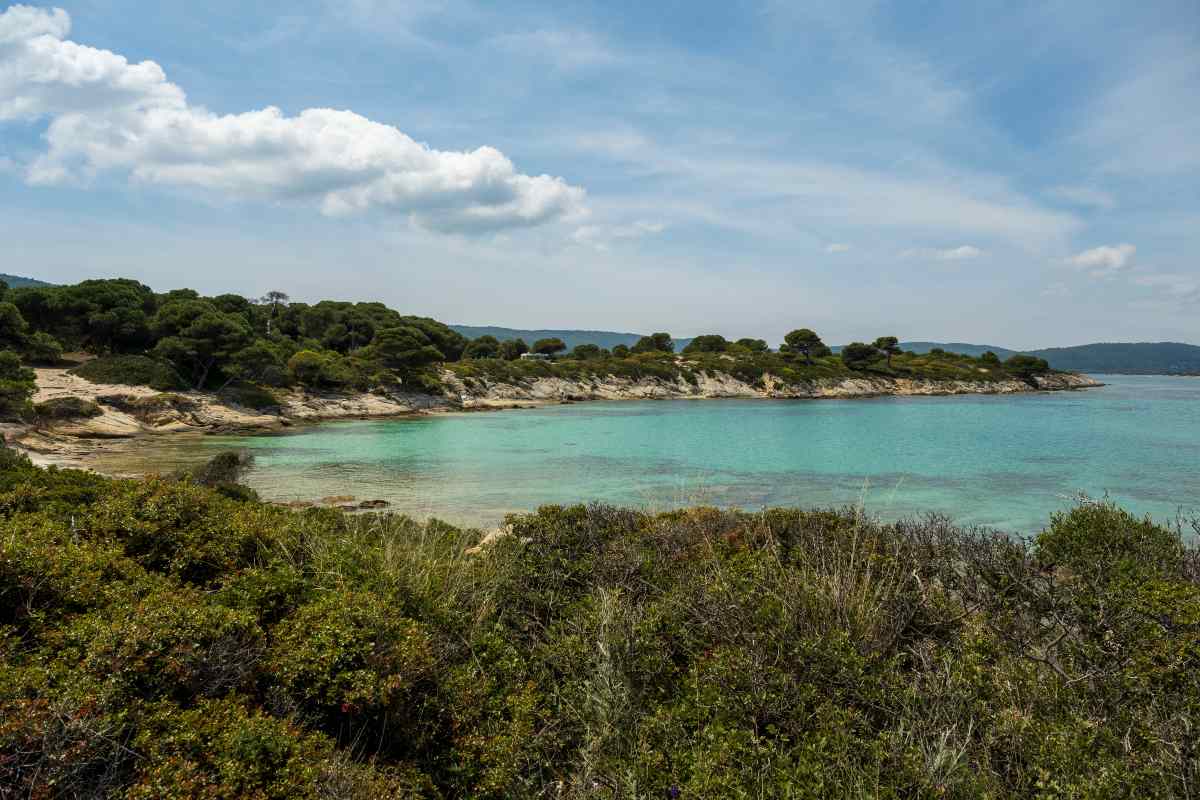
0 5 586 233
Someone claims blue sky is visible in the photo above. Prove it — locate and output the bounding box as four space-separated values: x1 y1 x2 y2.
1 0 1197 348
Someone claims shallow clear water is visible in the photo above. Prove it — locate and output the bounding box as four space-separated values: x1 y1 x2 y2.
173 375 1199 532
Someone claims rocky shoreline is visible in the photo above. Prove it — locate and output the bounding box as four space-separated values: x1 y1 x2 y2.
443 369 1102 406
5 367 1102 473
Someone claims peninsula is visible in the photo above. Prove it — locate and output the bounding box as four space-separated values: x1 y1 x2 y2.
0 278 1100 471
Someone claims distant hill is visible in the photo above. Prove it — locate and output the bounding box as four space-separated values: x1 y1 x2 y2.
890 341 1200 375
832 341 1016 358
450 325 643 352
0 273 54 289
450 325 694 352
898 341 1018 359
1025 342 1200 375
453 328 1200 373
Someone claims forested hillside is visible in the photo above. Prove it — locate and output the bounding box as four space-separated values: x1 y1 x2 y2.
886 341 1200 374
1027 342 1200 374
0 273 53 289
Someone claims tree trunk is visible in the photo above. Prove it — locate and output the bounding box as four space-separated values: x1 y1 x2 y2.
196 359 213 391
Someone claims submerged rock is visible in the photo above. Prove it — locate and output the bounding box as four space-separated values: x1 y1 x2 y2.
358 499 390 509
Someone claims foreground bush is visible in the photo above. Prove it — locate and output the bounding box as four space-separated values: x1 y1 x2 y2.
0 454 1197 797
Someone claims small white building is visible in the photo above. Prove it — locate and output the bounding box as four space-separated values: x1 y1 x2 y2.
520 352 552 360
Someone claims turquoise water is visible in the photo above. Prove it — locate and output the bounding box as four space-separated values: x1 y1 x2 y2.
198 375 1200 533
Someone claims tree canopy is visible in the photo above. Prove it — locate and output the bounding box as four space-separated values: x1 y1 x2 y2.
631 332 674 354
840 342 880 370
682 335 729 354
531 337 567 356
780 329 829 364
872 336 902 367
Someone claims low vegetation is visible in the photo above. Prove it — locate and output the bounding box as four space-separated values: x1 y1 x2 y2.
32 396 103 421
1 452 1196 797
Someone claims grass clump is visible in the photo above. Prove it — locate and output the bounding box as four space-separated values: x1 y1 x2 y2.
71 354 187 391
1 455 1196 797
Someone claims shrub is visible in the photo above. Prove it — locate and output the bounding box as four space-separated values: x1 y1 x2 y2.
841 341 881 369
267 591 434 726
96 392 196 424
23 331 63 364
2 457 1198 798
287 349 353 388
1035 500 1186 582
85 477 280 585
0 349 35 421
1005 353 1052 380
33 396 103 421
70 354 187 391
61 587 263 701
127 698 431 799
219 383 281 411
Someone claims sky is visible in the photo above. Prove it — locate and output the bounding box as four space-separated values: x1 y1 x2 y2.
0 1 1197 348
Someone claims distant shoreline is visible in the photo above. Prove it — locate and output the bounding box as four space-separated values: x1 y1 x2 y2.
8 367 1102 476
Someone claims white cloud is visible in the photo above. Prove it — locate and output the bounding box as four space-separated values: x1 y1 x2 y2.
1066 243 1136 278
825 243 851 253
936 245 983 261
1048 185 1116 210
572 220 665 250
902 245 984 261
0 5 586 233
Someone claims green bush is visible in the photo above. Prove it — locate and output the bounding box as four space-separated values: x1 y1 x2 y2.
23 330 63 364
71 354 187 390
33 396 102 421
267 591 434 726
1035 500 1186 580
128 698 431 799
1 459 1197 798
0 349 35 421
219 382 281 411
287 349 352 388
61 587 262 701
